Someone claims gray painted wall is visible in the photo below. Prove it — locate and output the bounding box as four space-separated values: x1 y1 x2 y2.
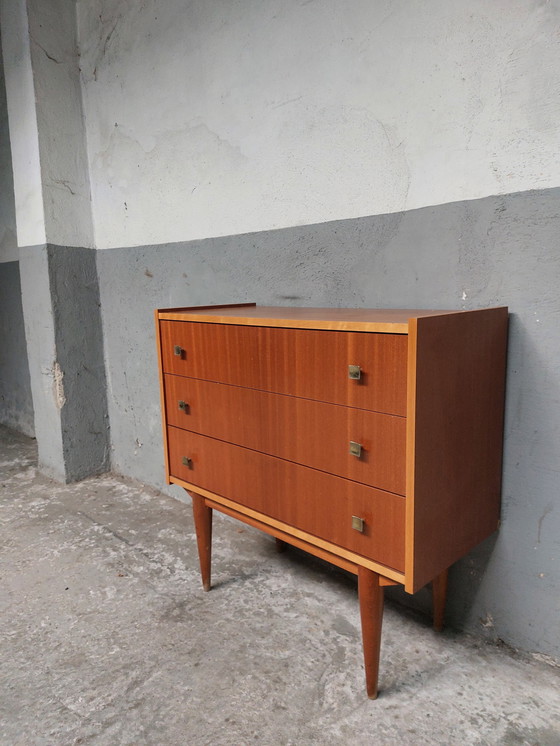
0 261 34 435
96 187 560 660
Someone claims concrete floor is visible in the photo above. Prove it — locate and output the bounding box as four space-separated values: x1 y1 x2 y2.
1 426 559 746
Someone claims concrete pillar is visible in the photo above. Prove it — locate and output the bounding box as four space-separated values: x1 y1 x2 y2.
0 0 109 481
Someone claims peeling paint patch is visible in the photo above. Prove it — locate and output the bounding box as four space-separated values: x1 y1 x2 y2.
53 362 66 409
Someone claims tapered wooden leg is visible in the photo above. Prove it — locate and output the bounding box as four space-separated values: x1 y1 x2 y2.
358 567 384 700
275 538 288 553
432 568 448 632
191 492 212 592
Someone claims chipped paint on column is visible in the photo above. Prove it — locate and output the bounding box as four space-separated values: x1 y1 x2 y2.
52 361 66 409
77 0 560 249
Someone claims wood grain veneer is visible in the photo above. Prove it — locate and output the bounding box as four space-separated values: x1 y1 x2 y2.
163 374 406 494
160 320 408 416
405 306 508 592
167 426 406 572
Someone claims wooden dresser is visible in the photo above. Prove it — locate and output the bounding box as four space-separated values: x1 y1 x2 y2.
155 304 508 698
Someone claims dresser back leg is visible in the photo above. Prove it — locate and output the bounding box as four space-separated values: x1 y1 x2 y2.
190 491 213 591
432 568 449 631
358 567 385 699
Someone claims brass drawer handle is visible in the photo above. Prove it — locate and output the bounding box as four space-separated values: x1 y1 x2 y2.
349 441 362 458
182 456 193 468
348 365 361 380
352 516 365 533
178 400 189 412
173 345 184 357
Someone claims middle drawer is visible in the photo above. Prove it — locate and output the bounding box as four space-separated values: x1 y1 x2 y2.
164 374 406 495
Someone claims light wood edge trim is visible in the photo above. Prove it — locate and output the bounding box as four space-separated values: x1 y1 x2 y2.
404 316 418 594
157 314 409 334
156 302 257 315
154 310 171 484
170 476 405 584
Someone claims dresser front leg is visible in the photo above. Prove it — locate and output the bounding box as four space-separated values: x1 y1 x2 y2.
190 492 213 592
432 568 448 632
358 567 385 699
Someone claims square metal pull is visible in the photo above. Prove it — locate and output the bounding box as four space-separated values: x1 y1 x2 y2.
174 345 183 357
352 516 365 533
349 441 362 458
348 365 361 380
182 456 193 468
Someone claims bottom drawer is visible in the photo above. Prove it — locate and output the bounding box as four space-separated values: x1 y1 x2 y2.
168 426 405 572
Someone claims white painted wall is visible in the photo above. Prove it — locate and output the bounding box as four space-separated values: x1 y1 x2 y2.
0 0 94 251
0 45 17 263
27 0 94 249
0 0 45 249
78 0 560 250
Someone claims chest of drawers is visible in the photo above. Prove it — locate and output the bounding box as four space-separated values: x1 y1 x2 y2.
155 303 508 698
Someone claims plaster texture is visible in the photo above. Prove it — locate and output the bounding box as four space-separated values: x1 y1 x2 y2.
96 188 560 661
18 244 109 482
0 42 17 264
78 0 560 249
0 262 34 435
2 426 559 745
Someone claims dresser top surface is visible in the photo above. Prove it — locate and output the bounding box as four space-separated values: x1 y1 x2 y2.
156 304 501 334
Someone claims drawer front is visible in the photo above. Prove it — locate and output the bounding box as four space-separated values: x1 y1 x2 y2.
164 375 406 495
160 321 407 416
168 427 405 571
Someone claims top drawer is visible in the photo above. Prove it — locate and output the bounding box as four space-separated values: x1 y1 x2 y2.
159 321 407 416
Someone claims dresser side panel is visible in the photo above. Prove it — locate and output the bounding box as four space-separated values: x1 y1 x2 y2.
407 307 508 593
